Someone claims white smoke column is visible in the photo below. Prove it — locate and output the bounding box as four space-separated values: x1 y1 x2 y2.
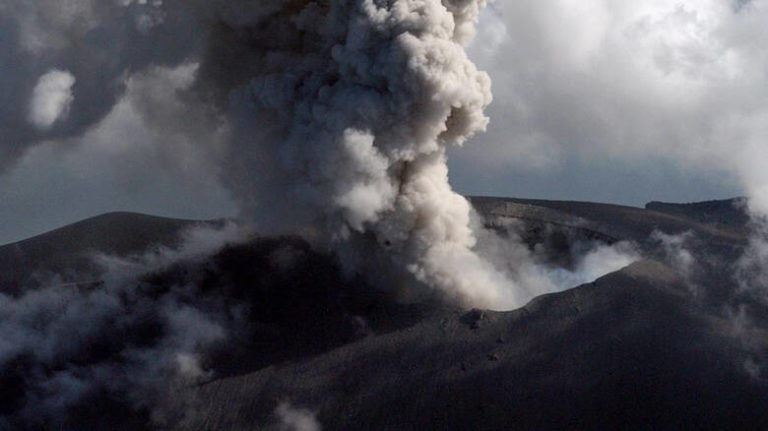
218 0 517 308
28 70 75 130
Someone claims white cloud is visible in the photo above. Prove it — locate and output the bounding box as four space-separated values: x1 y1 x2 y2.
464 0 768 213
28 70 75 130
275 402 322 431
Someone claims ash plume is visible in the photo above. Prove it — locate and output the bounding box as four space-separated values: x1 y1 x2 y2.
206 0 518 308
9 1 768 311
0 3 649 424
204 0 638 308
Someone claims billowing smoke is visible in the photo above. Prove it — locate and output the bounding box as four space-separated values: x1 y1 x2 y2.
8 2 768 310
203 0 520 308
196 0 641 308
0 223 247 427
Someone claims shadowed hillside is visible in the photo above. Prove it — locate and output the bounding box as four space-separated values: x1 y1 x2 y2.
172 260 768 430
470 196 747 242
646 197 750 228
3 198 768 430
0 212 217 294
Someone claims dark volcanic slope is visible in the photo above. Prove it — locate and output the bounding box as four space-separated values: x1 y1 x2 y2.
646 197 750 228
173 260 768 430
0 212 206 294
6 198 768 430
470 196 747 243
163 197 767 430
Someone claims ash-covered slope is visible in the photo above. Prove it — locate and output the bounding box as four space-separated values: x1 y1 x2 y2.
168 197 768 430
4 197 768 430
0 212 216 294
646 197 750 228
173 260 768 430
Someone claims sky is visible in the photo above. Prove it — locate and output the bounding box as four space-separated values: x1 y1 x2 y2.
451 0 753 204
0 0 766 244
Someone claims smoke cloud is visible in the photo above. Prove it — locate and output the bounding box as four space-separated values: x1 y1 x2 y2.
0 222 247 427
28 69 75 130
471 215 638 306
202 0 519 308
0 3 654 425
273 402 322 431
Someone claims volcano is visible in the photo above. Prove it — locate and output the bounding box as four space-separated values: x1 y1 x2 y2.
2 196 767 430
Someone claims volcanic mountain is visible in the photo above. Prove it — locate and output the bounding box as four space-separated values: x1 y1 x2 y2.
2 197 767 430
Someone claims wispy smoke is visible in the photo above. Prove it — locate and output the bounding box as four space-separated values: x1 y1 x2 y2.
724 305 768 381
546 242 639 290
0 223 246 427
645 220 768 381
273 402 322 431
472 215 638 307
200 0 640 309
737 221 768 297
651 231 697 279
28 69 75 130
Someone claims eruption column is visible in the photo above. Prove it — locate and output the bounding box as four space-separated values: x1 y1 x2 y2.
220 0 514 307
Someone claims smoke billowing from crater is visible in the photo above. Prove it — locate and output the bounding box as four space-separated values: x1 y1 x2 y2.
202 0 522 308
199 0 636 308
